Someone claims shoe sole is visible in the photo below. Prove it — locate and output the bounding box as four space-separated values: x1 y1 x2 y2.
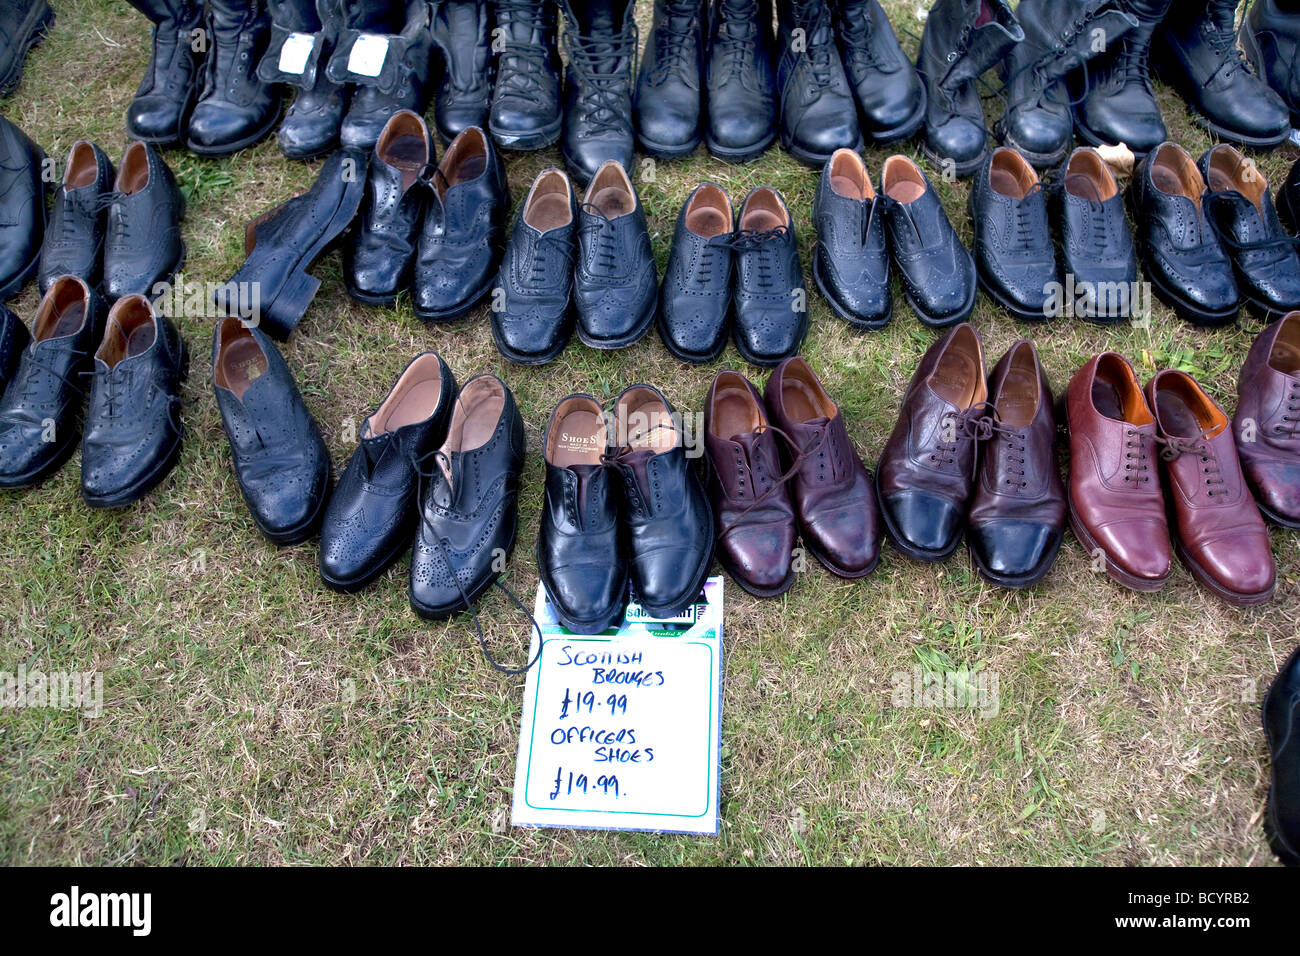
1255 496 1300 530
1171 533 1274 608
637 129 701 161
0 0 52 98
490 116 562 152
705 131 775 165
1065 494 1169 593
967 528 1063 590
655 316 728 365
1142 258 1240 328
1070 111 1156 162
873 477 963 563
801 533 881 580
996 124 1069 170
812 254 893 330
1261 645 1300 867
922 141 986 179
975 271 1051 324
577 293 657 351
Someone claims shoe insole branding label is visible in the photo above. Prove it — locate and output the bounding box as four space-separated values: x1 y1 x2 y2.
347 34 389 78
278 32 316 75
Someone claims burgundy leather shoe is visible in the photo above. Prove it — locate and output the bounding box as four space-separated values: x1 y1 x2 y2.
1147 369 1275 607
1065 352 1171 592
875 322 987 561
704 370 798 597
764 357 881 578
1236 311 1300 528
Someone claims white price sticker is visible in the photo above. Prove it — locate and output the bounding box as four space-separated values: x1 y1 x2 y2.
346 33 390 78
277 32 315 75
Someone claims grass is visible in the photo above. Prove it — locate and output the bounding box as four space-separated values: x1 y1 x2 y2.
0 0 1294 866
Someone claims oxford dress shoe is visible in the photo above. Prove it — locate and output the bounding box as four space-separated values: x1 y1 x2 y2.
574 159 658 350
38 141 113 295
606 384 715 616
80 294 186 508
0 115 45 300
1199 144 1300 321
635 0 706 159
559 0 637 186
775 0 862 167
1236 312 1300 528
258 0 349 161
1262 643 1300 867
125 0 201 145
1055 147 1139 323
102 141 185 303
490 167 578 365
967 340 1066 588
186 0 281 156
834 0 925 145
320 351 455 592
731 186 806 366
705 0 778 163
1128 142 1239 327
705 370 798 596
766 357 881 576
1147 369 1275 606
409 373 527 620
881 154 976 328
875 323 987 562
0 277 101 488
491 0 562 151
658 182 735 363
969 146 1057 322
1065 351 1171 592
1244 0 1300 126
345 109 435 306
538 393 629 633
212 316 331 545
813 148 891 330
0 0 52 97
0 303 30 395
430 0 492 144
412 125 510 322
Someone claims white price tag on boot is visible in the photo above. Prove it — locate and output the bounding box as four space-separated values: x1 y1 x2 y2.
346 33 390 78
277 32 315 75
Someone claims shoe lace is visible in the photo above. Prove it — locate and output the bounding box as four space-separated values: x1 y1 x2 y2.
1155 430 1226 497
0 346 88 426
726 225 790 291
1121 426 1155 486
1204 192 1300 263
1275 380 1300 437
580 202 620 275
712 423 824 548
932 402 994 480
837 3 879 70
527 228 575 286
1205 5 1249 80
1011 182 1046 252
983 410 1030 490
647 0 699 83
563 14 637 136
695 234 731 284
494 0 555 106
1063 172 1110 247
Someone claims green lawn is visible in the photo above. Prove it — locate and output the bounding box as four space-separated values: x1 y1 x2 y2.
0 0 1293 866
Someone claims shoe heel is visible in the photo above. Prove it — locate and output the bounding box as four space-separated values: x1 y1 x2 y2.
262 267 321 338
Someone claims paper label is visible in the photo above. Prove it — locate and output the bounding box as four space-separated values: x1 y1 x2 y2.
347 33 390 78
277 32 315 75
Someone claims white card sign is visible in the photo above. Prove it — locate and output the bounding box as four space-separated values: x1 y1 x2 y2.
277 32 316 75
346 33 389 78
511 577 724 836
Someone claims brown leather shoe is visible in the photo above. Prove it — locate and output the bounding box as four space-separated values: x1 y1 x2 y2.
704 370 798 597
1065 352 1171 592
967 340 1066 589
1236 311 1300 528
1147 370 1275 607
876 322 987 561
764 357 881 578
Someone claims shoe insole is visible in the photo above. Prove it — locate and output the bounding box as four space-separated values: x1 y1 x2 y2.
782 378 830 424
126 323 155 358
623 397 677 451
48 303 85 340
1270 339 1300 376
1152 164 1189 199
686 205 729 239
590 185 633 219
386 133 429 191
714 385 761 441
220 336 268 401
990 167 1025 199
1157 389 1203 438
526 193 572 231
385 379 442 431
831 174 866 200
997 366 1037 429
1091 379 1124 420
885 179 925 204
931 349 980 407
552 408 605 468
739 207 784 232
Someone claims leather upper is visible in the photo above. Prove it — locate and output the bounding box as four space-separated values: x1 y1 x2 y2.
126 0 202 144
971 147 1057 316
813 148 890 327
1074 0 1172 155
658 181 734 361
39 140 113 294
102 140 184 302
775 0 861 162
834 0 924 139
559 0 636 184
431 0 491 143
0 114 45 297
1263 643 1300 863
187 0 278 152
731 185 805 364
1056 147 1138 319
574 160 657 345
1236 312 1300 525
490 0 562 146
634 0 706 152
706 0 777 154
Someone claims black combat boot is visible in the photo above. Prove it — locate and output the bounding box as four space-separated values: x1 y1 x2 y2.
705 0 778 162
258 0 348 159
431 0 492 143
635 0 706 159
775 0 861 167
125 0 203 145
560 0 637 185
833 0 925 145
187 0 280 155
490 0 563 150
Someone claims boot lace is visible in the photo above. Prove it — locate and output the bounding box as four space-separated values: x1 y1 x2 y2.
494 0 555 107
563 13 637 136
646 0 699 84
789 0 836 93
714 0 760 85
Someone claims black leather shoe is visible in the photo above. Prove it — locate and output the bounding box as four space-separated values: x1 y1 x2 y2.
212 316 331 545
731 186 805 365
320 351 454 592
813 148 890 329
490 0 562 150
1244 0 1300 126
187 0 281 156
1263 643 1300 867
39 141 113 295
607 384 714 617
1056 147 1138 323
103 141 184 304
0 0 52 97
125 0 200 144
774 0 862 167
658 182 734 362
80 294 186 508
635 0 705 159
0 303 29 395
559 0 637 185
969 147 1057 322
0 114 45 301
881 154 977 327
1154 0 1290 150
413 126 509 322
575 160 658 349
1279 157 1300 235
409 373 526 619
345 109 434 306
431 0 491 143
0 277 100 488
539 393 629 633
1200 144 1300 321
259 0 347 161
491 167 577 364
834 0 925 145
705 0 778 163
1128 142 1239 326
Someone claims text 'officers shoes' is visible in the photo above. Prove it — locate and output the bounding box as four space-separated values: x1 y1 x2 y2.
876 323 987 562
969 146 1057 322
606 385 714 616
1262 643 1300 867
38 141 113 295
212 317 331 546
0 114 45 300
80 294 186 508
491 167 578 365
731 186 806 366
705 0 778 163
0 277 101 488
125 0 201 145
659 182 734 363
635 0 706 159
967 340 1066 588
1065 352 1171 592
766 357 881 577
1128 142 1239 327
490 0 562 151
775 0 862 167
538 393 629 634
881 154 976 329
1055 147 1138 323
559 0 637 186
319 351 455 593
705 370 798 596
186 0 280 156
409 373 527 620
813 148 891 330
834 0 925 145
103 141 185 304
1237 312 1300 528
413 125 510 322
1147 369 1275 607
575 159 658 350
